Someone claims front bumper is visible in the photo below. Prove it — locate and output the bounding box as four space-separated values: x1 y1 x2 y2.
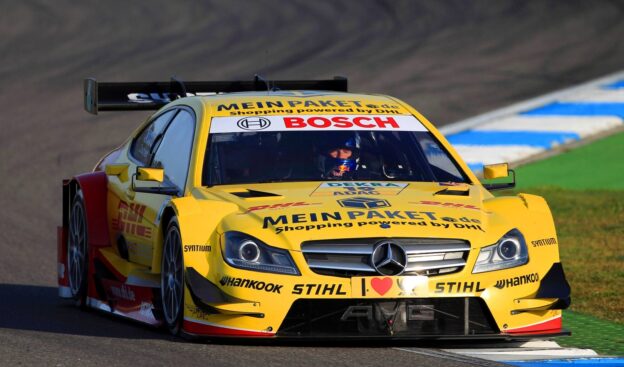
183 297 568 339
182 263 570 339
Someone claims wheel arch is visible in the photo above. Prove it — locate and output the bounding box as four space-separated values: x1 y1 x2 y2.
58 171 110 300
72 171 111 248
160 206 177 235
151 205 177 274
160 212 185 334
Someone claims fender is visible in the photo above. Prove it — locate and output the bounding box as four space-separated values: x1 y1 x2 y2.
58 171 111 297
484 194 557 237
169 196 238 274
74 171 110 248
517 193 551 212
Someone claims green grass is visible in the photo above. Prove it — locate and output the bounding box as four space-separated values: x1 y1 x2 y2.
559 311 624 356
514 130 624 190
514 187 624 323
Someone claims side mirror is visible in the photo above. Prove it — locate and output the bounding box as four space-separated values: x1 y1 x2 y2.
482 163 516 191
483 163 509 179
136 167 164 183
131 167 179 196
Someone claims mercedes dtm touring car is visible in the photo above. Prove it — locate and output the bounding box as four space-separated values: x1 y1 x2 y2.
57 76 571 339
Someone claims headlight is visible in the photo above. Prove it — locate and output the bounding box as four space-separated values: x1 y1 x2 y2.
472 229 528 273
223 232 300 275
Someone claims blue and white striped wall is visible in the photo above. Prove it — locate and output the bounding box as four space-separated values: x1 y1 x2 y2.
440 71 624 173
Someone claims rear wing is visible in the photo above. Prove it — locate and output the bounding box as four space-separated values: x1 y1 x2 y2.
84 76 348 115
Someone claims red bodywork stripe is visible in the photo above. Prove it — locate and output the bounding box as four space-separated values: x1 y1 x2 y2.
505 316 562 334
183 320 275 337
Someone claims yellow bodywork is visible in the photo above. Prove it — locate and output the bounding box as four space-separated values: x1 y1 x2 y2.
99 93 564 336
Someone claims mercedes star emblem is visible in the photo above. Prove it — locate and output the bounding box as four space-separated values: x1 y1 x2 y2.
371 241 407 276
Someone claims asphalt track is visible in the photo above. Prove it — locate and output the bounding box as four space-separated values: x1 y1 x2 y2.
2 1 624 366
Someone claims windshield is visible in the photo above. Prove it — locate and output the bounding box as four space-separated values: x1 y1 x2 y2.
203 115 468 186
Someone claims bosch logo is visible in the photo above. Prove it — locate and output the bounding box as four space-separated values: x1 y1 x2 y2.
337 197 390 209
237 117 271 130
371 241 407 276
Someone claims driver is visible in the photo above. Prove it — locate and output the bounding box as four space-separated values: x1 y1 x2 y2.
321 136 359 179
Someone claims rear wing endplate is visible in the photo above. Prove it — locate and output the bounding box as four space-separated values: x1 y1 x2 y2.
84 76 348 115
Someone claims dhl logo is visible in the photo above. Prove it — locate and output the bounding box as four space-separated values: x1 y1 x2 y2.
111 201 152 239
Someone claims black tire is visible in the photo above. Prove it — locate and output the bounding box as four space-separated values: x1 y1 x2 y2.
161 218 184 335
67 189 89 307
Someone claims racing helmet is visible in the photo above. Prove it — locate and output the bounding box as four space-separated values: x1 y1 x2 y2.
320 134 360 178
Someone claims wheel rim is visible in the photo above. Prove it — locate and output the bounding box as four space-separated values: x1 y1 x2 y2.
162 226 183 325
68 199 86 296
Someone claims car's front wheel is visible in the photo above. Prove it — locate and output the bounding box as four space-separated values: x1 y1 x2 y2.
161 218 184 335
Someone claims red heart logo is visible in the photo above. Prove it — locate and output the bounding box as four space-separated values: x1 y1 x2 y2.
371 277 392 296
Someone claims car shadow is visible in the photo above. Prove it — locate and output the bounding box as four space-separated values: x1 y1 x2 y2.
0 283 176 341
206 335 529 350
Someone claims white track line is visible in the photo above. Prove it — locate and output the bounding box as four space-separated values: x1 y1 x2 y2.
472 116 622 137
444 346 598 362
558 88 624 102
453 145 545 166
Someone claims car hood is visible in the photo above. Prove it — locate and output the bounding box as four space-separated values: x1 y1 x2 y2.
197 181 514 251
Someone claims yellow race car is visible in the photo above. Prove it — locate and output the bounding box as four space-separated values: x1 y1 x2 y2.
57 77 570 339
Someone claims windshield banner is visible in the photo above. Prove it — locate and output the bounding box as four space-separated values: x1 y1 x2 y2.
209 115 427 133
